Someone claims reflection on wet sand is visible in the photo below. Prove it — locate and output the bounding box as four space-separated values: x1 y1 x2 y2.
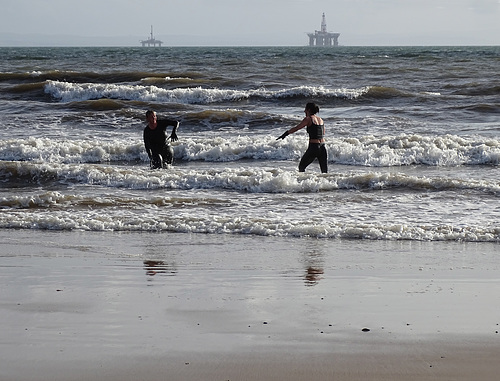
302 241 326 286
305 266 324 286
143 260 177 278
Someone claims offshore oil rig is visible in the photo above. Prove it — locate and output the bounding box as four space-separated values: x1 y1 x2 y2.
307 13 340 47
140 25 163 47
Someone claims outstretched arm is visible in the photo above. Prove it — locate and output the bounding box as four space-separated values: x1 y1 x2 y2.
276 116 310 140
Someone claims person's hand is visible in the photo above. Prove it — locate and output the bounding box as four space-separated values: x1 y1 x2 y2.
276 131 289 140
170 131 178 142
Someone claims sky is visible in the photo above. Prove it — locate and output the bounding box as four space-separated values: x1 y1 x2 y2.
1 0 499 46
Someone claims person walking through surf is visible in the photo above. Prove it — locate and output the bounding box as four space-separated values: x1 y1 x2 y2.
277 102 327 173
143 110 179 169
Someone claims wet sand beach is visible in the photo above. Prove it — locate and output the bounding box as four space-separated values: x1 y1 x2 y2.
1 230 499 381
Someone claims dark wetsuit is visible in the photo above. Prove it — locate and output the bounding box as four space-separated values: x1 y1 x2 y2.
298 123 328 173
143 119 178 169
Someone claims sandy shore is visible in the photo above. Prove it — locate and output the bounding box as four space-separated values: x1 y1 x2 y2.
1 230 499 381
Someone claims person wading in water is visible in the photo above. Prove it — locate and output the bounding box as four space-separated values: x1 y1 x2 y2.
277 102 327 173
143 110 179 169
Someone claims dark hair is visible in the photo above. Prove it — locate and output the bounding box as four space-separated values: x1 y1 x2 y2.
305 102 320 115
145 109 155 118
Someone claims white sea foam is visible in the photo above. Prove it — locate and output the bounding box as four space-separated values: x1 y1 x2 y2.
43 80 369 104
2 134 499 167
2 160 499 195
1 204 498 242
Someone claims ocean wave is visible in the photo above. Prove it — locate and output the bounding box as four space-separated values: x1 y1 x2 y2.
461 103 500 114
451 84 500 97
1 161 499 195
330 134 500 166
182 109 272 127
0 203 498 242
362 86 412 99
2 134 499 167
0 137 145 163
0 70 176 84
39 79 488 109
43 80 369 104
140 76 209 86
0 191 223 210
7 81 46 94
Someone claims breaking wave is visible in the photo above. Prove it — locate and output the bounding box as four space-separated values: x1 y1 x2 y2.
43 80 369 104
2 161 499 195
1 134 499 167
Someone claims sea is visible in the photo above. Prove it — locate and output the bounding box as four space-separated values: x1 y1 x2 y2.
0 46 499 242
